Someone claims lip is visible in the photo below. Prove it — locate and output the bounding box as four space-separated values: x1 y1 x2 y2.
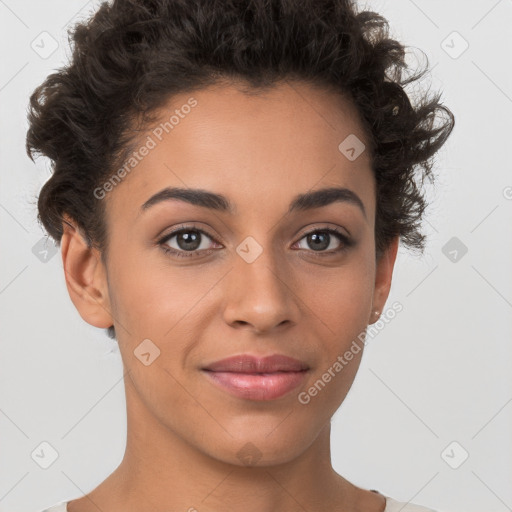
201 354 310 401
202 354 309 373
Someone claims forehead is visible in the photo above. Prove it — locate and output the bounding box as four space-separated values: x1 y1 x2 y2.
105 80 375 225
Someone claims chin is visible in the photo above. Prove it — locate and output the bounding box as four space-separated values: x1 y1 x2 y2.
198 420 318 468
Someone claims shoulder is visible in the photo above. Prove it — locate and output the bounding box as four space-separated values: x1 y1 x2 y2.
384 496 440 512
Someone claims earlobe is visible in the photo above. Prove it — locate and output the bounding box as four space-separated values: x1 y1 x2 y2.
369 236 400 324
60 215 113 329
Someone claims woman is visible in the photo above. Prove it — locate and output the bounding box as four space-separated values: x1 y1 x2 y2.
26 0 455 510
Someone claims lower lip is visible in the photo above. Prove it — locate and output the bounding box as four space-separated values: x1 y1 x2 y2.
202 370 308 401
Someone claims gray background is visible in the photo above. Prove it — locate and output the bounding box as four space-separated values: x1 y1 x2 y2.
1 1 511 511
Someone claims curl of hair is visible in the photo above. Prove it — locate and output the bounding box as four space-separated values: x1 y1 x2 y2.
26 0 455 341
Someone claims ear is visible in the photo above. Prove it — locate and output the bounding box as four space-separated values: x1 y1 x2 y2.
368 235 400 324
60 215 113 329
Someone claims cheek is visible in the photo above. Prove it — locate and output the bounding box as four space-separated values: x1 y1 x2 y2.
296 269 372 416
295 255 374 408
107 251 226 342
301 256 375 337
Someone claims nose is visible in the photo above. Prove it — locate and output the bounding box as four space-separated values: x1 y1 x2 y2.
222 244 301 334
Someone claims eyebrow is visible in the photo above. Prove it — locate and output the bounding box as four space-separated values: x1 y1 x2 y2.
140 186 367 219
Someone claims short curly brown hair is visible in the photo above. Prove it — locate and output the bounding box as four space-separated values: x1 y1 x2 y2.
26 0 454 340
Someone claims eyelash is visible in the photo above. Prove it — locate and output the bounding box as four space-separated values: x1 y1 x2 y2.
157 224 353 259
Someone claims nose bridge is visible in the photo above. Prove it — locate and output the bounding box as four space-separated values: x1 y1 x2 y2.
223 235 299 331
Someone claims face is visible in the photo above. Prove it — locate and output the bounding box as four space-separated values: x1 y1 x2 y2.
62 81 398 467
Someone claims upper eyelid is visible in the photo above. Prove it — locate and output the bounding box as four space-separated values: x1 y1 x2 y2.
160 227 223 254
159 226 217 244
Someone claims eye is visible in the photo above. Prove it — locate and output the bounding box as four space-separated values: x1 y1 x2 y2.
157 224 354 259
294 227 353 255
158 225 221 258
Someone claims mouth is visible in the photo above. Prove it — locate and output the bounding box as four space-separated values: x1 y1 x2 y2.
201 353 310 401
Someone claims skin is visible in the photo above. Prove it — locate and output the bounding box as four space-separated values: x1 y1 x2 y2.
60 80 398 512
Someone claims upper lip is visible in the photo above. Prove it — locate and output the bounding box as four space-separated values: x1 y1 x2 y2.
202 354 309 373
